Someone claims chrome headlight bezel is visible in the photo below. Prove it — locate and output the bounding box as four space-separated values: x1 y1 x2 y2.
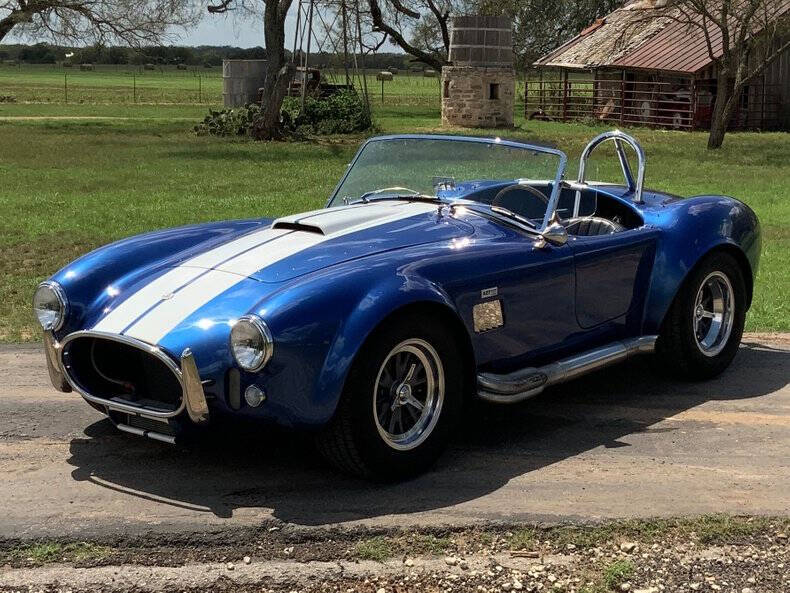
230 314 274 372
33 280 68 332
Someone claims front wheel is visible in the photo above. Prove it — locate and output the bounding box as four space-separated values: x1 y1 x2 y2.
316 314 463 480
657 251 747 380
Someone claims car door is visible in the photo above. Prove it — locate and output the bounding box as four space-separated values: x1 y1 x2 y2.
453 229 578 370
570 227 660 329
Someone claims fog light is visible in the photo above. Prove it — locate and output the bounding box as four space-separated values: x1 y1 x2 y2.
244 385 266 407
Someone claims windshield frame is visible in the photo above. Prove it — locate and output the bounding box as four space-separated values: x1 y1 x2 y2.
326 134 568 232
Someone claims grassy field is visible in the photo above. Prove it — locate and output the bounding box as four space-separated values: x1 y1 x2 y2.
0 79 788 341
0 63 496 106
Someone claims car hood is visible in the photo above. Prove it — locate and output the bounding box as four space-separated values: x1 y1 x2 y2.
85 201 472 346
189 201 472 283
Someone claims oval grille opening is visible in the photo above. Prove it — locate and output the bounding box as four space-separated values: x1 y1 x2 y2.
63 337 182 413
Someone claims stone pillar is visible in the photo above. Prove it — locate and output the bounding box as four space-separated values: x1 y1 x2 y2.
441 16 515 129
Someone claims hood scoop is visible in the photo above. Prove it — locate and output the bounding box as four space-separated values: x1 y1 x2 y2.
272 202 433 237
271 221 324 234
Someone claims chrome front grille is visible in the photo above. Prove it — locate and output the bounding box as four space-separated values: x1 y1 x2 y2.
60 332 185 418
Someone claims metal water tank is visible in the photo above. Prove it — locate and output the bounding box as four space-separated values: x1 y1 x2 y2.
222 60 268 107
448 15 513 66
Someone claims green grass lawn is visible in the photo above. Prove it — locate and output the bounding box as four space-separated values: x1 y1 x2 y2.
0 98 787 341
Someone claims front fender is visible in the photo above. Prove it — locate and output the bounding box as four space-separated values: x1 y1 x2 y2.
257 261 460 427
642 195 760 334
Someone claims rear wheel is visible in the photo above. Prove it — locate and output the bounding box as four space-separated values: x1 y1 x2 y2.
657 251 746 379
316 314 463 480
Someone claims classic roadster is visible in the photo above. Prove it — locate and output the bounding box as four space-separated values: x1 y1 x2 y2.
35 130 760 479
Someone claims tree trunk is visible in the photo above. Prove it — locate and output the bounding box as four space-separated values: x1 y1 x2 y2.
0 14 19 42
252 0 294 141
253 61 294 141
707 72 741 149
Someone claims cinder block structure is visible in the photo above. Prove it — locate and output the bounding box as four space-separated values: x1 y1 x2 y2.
442 15 515 128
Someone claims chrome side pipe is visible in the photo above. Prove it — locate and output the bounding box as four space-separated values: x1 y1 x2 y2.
477 335 658 404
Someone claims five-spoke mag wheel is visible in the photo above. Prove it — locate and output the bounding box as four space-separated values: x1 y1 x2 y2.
373 339 445 451
317 313 462 480
658 251 746 379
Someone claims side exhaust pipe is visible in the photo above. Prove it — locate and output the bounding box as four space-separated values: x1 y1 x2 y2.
477 335 657 404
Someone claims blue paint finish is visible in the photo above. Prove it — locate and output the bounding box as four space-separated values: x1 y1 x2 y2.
41 134 761 431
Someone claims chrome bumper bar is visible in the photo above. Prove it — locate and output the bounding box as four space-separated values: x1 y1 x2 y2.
44 331 210 425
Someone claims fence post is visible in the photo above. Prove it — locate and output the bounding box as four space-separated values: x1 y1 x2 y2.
64 73 68 103
620 71 625 126
562 70 568 121
761 74 766 129
133 73 137 103
198 75 202 103
690 76 697 131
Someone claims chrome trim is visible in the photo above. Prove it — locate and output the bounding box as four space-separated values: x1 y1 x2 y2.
477 335 657 404
230 314 274 372
181 348 210 424
535 211 568 248
34 280 69 331
116 422 177 445
43 331 71 392
60 330 186 419
578 130 646 204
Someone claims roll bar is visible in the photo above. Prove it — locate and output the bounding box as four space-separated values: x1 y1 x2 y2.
577 130 646 204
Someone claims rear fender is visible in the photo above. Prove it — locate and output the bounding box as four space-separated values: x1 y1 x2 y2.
642 196 760 334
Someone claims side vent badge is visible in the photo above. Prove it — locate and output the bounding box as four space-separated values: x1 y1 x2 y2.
481 287 498 299
473 300 504 333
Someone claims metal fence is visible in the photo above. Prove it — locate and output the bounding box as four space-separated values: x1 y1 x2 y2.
525 73 786 131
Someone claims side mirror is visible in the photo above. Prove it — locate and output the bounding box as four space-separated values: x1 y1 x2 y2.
536 221 568 248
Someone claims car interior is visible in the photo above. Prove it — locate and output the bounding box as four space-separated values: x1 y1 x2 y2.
453 180 644 236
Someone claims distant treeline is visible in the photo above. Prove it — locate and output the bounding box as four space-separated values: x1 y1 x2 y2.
0 43 417 70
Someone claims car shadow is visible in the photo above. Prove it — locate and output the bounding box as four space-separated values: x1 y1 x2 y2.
66 343 789 524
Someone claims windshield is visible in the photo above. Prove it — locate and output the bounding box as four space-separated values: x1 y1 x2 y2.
328 136 566 227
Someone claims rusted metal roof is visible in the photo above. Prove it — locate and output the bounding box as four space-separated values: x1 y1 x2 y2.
535 0 790 74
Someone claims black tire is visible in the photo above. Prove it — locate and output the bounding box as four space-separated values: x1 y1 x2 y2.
657 251 747 380
316 313 463 480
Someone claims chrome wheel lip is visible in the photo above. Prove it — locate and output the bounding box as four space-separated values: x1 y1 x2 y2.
373 338 445 451
693 271 735 357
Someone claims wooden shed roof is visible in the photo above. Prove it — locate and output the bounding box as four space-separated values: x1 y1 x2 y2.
535 0 790 74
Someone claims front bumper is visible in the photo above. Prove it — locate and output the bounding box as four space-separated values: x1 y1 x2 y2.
44 331 210 443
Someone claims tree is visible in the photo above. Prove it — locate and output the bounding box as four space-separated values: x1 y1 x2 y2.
366 0 473 70
630 0 790 149
207 0 294 140
475 0 621 65
0 1 199 45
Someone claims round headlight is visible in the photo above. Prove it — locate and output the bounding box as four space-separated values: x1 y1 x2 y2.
230 315 273 372
33 281 68 331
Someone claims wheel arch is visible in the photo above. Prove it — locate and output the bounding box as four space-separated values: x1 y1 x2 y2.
317 297 476 426
657 242 754 333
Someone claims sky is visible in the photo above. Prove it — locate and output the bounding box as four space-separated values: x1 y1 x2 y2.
2 5 297 49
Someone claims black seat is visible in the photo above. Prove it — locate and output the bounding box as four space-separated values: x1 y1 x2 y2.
565 216 624 236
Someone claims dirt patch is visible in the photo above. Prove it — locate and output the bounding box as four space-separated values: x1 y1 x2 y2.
0 517 788 592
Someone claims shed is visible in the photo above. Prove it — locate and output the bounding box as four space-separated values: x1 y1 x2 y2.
529 0 790 130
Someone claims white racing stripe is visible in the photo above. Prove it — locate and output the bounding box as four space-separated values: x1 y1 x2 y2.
93 202 438 345
92 227 291 334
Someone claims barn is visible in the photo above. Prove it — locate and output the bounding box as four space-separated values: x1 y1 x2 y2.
528 0 790 131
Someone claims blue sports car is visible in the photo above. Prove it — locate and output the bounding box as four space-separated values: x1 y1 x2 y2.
34 130 760 479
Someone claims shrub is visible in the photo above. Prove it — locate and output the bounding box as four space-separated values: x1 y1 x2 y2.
282 90 372 135
194 104 262 137
195 90 371 139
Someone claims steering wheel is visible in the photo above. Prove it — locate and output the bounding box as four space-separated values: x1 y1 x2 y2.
491 183 550 221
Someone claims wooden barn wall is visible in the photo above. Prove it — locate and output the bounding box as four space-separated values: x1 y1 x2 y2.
761 37 789 129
